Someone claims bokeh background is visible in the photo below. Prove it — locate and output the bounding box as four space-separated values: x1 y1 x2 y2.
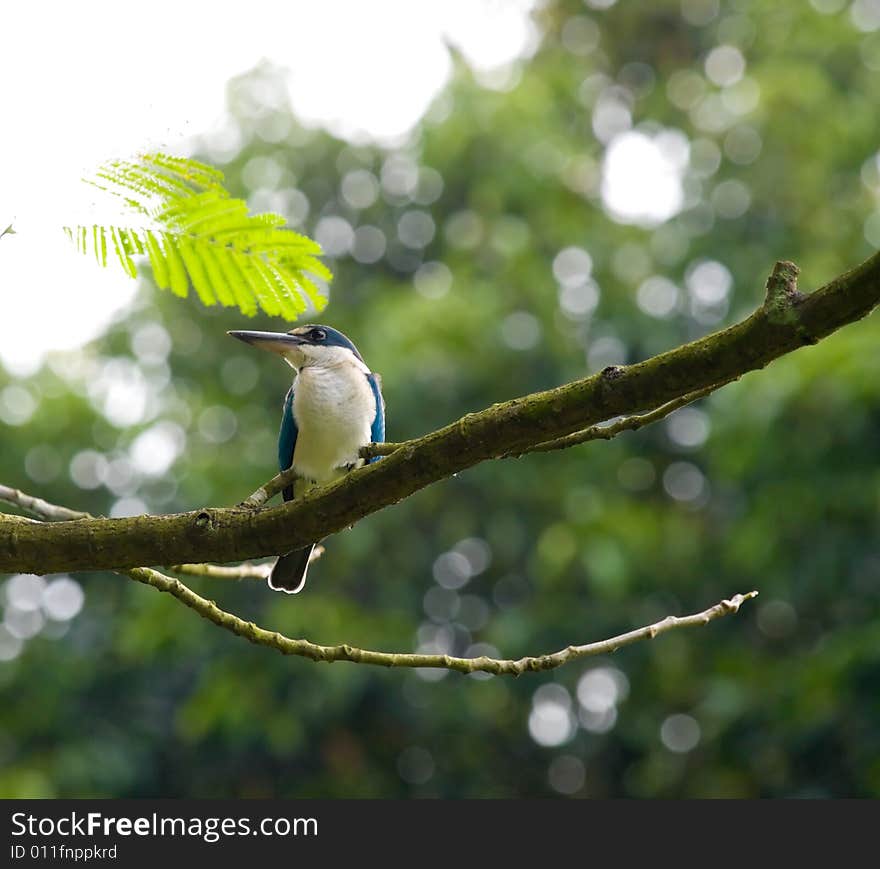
2 0 880 798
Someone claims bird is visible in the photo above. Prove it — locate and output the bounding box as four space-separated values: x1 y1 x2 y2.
228 325 385 594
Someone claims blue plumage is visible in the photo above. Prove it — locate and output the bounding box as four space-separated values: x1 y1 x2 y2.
278 386 298 501
366 373 385 463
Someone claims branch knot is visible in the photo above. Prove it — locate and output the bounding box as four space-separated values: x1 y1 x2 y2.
195 511 216 531
764 259 800 303
762 260 819 343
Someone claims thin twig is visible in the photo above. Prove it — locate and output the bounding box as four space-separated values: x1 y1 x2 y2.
507 382 731 457
170 546 324 580
0 485 90 521
0 513 41 524
125 564 757 674
170 561 271 579
0 483 757 673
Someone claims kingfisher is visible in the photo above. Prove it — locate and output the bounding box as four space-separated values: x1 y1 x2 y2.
228 325 385 594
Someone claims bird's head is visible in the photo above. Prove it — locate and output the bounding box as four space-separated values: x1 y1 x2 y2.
227 325 365 371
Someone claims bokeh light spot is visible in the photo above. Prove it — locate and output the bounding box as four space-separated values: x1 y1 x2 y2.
601 131 687 226
529 684 576 747
500 311 542 350
414 261 453 299
548 755 586 794
757 599 798 639
663 461 709 505
42 577 85 621
351 225 387 264
397 747 435 785
666 407 711 449
660 714 702 753
637 276 680 318
705 45 746 87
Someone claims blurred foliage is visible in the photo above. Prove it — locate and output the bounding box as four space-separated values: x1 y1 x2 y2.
2 0 880 798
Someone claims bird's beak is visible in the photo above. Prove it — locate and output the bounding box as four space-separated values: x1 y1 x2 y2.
227 330 307 355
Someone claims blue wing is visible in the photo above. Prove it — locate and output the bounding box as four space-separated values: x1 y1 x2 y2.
366 373 385 464
278 385 298 501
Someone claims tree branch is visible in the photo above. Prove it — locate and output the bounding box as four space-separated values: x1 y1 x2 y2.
132 565 757 675
364 382 733 462
500 381 730 457
170 547 323 580
2 483 758 673
239 467 300 509
0 484 90 521
0 485 323 581
1 252 879 574
170 561 271 580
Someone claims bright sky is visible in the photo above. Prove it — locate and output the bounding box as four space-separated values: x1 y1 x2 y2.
0 0 539 375
1 0 695 378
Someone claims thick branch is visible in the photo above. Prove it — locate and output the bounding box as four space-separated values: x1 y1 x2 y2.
2 252 879 574
0 485 323 581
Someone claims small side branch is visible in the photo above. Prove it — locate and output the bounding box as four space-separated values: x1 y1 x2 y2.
0 485 90 521
170 546 324 580
360 440 412 461
762 259 816 345
127 563 758 674
362 382 732 463
502 382 729 458
170 561 271 580
240 467 300 509
764 259 802 311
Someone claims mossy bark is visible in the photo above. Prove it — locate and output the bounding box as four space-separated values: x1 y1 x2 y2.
2 252 878 575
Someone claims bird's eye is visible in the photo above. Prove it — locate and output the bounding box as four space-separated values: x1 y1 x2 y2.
309 328 327 342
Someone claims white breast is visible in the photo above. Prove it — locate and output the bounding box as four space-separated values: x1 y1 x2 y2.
291 362 375 483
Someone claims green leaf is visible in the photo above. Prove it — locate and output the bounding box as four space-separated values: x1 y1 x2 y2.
93 226 107 267
163 231 194 299
143 231 168 290
63 153 332 320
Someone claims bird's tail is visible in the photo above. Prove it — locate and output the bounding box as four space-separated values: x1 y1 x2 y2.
268 545 315 594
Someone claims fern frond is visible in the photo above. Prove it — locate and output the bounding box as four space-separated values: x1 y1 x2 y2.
64 153 331 320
